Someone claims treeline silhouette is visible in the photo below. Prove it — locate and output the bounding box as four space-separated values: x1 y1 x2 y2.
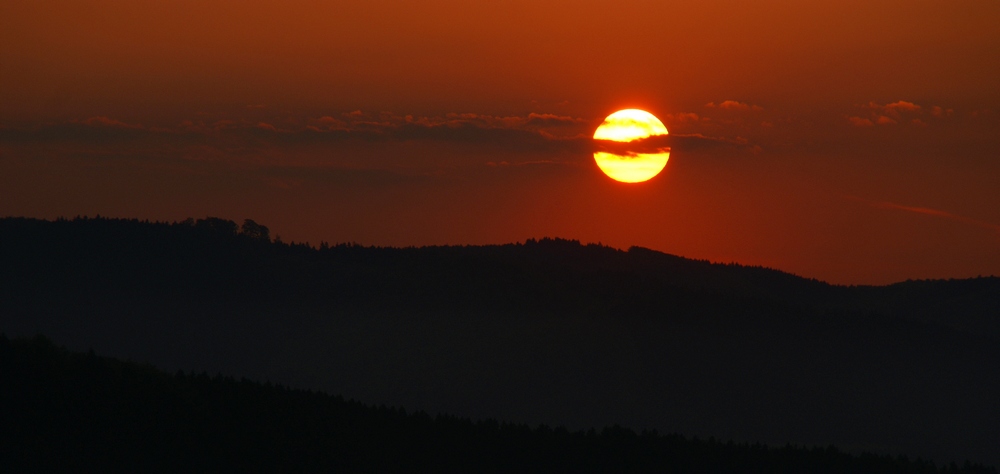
1 216 998 468
3 216 996 335
3 334 994 474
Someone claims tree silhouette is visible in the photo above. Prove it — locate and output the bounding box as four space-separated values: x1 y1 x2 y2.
240 219 270 242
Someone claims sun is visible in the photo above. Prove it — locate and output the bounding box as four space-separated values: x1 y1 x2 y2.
593 109 669 183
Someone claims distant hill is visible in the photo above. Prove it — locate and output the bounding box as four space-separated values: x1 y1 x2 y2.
3 335 995 474
2 216 997 337
1 216 998 467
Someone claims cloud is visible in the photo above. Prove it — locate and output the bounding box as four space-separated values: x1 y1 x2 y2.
413 112 585 132
861 100 923 122
308 116 349 132
878 201 1000 233
0 117 173 144
664 112 700 123
525 113 587 126
182 110 595 155
850 100 954 128
316 116 347 127
931 106 954 117
718 100 749 111
849 116 874 127
592 132 757 157
706 100 763 111
212 120 239 131
484 159 562 167
82 116 143 129
394 121 589 154
593 134 670 156
849 196 1000 234
885 100 920 112
2 108 754 165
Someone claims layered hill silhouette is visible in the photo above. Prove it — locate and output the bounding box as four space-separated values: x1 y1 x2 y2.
4 335 995 473
1 216 998 467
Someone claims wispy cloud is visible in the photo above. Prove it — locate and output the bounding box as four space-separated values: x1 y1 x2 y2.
1 109 760 169
848 196 1000 234
81 116 144 129
0 111 597 163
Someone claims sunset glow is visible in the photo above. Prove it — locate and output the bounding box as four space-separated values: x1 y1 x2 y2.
4 2 1000 469
2 0 999 284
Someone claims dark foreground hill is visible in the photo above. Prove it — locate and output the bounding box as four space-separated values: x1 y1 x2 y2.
3 335 995 474
1 217 999 466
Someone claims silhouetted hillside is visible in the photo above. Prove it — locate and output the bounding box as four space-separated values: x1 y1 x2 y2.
1 217 998 467
2 216 996 336
3 335 994 474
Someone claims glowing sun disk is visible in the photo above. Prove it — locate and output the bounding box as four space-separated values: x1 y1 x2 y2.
593 109 668 142
593 109 669 183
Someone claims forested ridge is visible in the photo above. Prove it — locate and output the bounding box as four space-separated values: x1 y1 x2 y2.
2 216 997 334
2 335 994 474
1 216 998 468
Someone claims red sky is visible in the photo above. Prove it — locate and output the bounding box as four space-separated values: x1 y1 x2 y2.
2 0 999 284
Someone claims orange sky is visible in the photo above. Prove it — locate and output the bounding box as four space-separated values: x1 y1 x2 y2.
2 0 999 284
